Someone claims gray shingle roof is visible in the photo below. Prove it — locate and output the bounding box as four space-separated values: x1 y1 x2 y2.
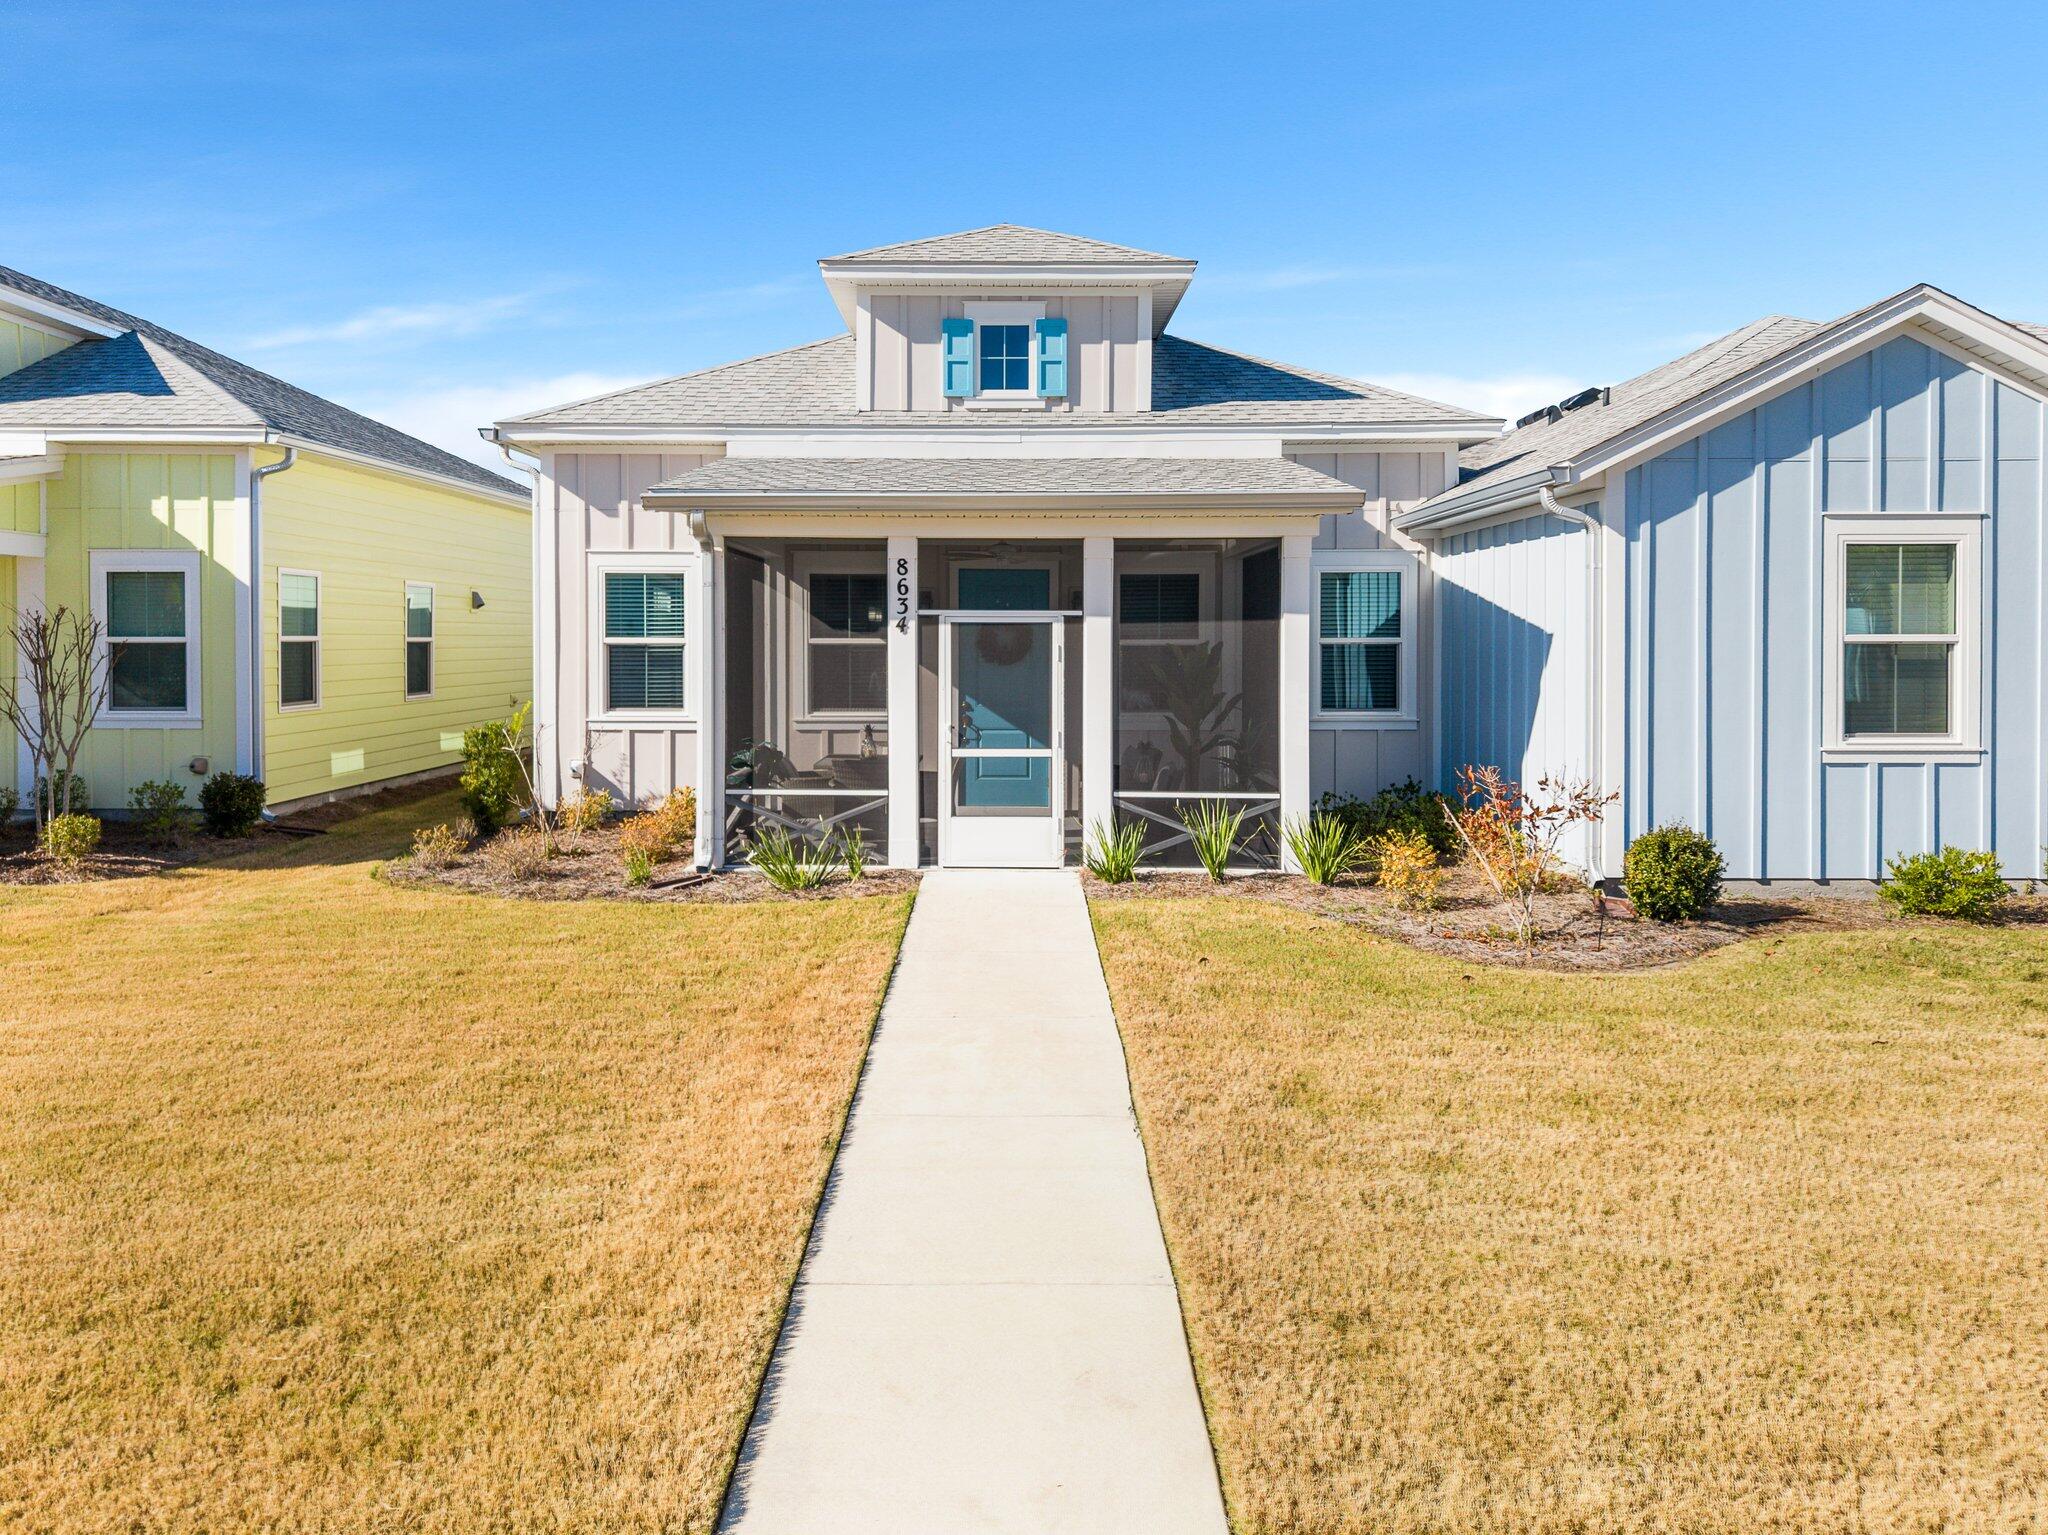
1444 315 1826 501
506 333 1493 431
0 265 524 497
643 455 1361 500
825 224 1189 265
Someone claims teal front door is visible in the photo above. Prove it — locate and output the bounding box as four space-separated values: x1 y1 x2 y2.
938 604 1063 867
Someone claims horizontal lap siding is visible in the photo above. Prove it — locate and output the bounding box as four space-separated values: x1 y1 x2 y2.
0 556 14 792
264 456 531 804
1290 450 1446 800
45 451 243 808
1627 333 2046 879
548 451 717 805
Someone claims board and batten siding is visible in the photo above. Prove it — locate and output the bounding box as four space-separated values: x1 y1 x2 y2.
0 555 16 794
2 480 39 536
1626 332 2046 880
262 454 531 806
42 451 244 808
0 315 71 381
1435 509 1598 868
543 449 721 805
1286 447 1447 802
861 292 1147 413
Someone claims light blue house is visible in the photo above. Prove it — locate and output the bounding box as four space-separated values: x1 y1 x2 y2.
1401 285 2048 884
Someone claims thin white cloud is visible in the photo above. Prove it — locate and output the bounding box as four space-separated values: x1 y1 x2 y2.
1201 263 1375 294
246 290 544 350
1374 371 1583 427
358 372 649 470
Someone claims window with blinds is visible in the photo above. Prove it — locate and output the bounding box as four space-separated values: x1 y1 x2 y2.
1317 568 1402 713
604 571 687 711
807 570 886 714
105 567 192 712
1843 543 1955 736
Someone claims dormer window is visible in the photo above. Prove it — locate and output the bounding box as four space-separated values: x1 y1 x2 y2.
979 323 1031 392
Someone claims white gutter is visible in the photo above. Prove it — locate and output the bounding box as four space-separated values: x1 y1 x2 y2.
1538 484 1608 877
248 442 298 787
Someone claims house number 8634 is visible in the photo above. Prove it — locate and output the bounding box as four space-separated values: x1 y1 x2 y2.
894 558 912 633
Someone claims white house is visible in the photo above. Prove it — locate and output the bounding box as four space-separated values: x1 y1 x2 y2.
489 226 1498 871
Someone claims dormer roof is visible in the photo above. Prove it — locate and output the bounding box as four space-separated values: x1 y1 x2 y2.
817 224 1197 335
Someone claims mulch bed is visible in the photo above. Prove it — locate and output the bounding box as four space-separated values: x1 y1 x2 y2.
1086 859 2048 972
0 777 456 886
383 819 918 905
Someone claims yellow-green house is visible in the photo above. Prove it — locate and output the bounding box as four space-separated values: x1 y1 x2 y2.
0 265 531 814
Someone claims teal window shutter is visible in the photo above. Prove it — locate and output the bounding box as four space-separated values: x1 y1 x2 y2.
941 318 974 397
1034 316 1068 397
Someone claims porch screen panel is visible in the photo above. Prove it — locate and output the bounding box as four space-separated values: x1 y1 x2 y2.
1113 540 1280 795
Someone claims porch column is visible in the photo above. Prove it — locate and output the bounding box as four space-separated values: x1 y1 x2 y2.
885 534 920 868
692 516 725 869
1278 532 1312 872
1081 536 1114 849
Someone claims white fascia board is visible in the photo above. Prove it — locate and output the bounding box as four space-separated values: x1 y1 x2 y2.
638 493 1356 515
495 420 1496 450
1572 289 2048 485
1394 466 1564 537
0 287 125 340
0 452 63 485
269 434 531 509
43 426 267 446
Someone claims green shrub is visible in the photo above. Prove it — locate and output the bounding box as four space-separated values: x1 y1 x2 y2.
127 778 189 838
623 847 655 887
0 785 19 822
198 772 266 837
1880 846 2010 921
36 771 88 817
1083 818 1147 884
41 812 101 864
459 724 523 834
1179 800 1246 882
1623 824 1726 921
748 825 836 892
1283 811 1368 886
1321 778 1459 861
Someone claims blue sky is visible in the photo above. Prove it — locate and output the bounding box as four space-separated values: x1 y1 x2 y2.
7 1 2047 467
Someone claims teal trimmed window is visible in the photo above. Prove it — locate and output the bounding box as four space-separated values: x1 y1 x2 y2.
1318 568 1402 713
978 323 1031 392
604 571 688 712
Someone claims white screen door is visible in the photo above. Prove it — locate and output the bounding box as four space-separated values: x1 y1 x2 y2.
937 613 1065 867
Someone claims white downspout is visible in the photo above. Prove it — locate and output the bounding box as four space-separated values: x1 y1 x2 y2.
1538 483 1607 878
248 442 298 791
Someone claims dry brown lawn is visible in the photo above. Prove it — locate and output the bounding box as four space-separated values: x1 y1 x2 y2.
0 791 908 1533
1092 896 2048 1534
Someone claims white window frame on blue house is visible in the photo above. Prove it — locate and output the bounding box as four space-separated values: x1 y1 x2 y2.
1821 513 1982 759
587 553 696 727
795 547 889 723
1311 549 1418 728
965 301 1045 405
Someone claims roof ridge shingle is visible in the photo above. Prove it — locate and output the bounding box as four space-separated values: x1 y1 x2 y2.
823 224 1190 265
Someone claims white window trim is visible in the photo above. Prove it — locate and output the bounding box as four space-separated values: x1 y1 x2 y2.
965 300 1046 403
1312 550 1419 728
89 549 202 730
1822 514 1982 759
404 581 436 700
587 554 695 726
277 567 321 712
795 549 888 723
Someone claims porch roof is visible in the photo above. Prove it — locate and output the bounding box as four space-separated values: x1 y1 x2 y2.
639 455 1363 512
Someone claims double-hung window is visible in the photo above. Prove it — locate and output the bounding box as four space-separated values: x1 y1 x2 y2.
1828 518 1979 751
404 582 434 698
1313 553 1415 722
602 568 688 712
279 571 320 709
805 564 886 715
91 551 201 726
1116 569 1201 712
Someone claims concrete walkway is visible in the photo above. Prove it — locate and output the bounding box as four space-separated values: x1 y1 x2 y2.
720 870 1229 1535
